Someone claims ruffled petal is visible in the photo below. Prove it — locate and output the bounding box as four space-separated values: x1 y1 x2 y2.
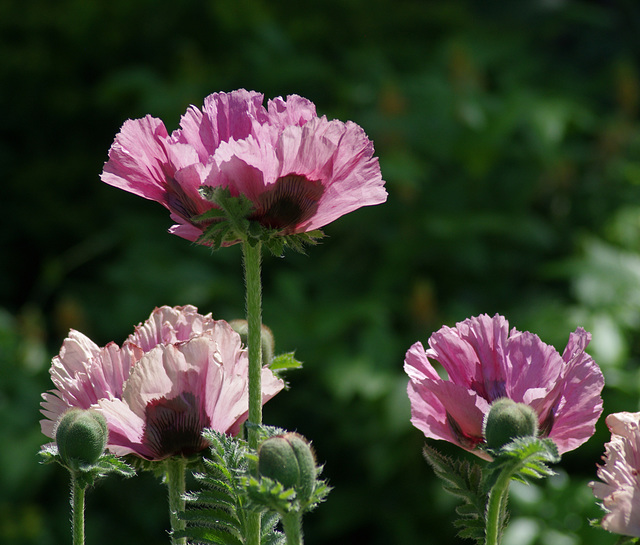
267 94 317 129
545 328 604 453
98 398 153 458
101 115 172 205
591 412 640 538
176 89 267 161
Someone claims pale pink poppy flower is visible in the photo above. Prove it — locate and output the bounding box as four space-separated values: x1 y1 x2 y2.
101 89 387 243
41 305 284 460
590 412 640 538
404 313 604 459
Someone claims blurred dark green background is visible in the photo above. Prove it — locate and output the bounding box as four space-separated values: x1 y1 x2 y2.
2 0 640 543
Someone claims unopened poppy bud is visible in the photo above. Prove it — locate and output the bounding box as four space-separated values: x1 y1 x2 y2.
483 398 539 450
258 432 316 504
55 409 108 469
229 319 275 364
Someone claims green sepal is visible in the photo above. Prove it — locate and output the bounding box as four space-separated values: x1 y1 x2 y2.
195 186 325 254
39 444 135 488
191 207 228 222
245 475 298 514
244 473 331 517
263 230 325 256
482 436 560 493
196 187 255 248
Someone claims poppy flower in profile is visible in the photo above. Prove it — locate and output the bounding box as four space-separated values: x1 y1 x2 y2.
41 305 284 460
591 412 640 538
404 313 604 459
101 89 387 243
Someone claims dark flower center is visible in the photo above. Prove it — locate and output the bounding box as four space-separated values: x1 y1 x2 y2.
251 174 324 232
142 391 211 460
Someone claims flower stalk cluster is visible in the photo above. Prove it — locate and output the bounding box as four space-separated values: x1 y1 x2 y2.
41 89 385 545
38 86 621 545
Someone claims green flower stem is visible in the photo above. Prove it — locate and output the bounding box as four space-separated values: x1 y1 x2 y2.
166 458 187 545
242 239 264 445
485 471 511 545
242 239 263 545
281 512 304 545
70 475 86 545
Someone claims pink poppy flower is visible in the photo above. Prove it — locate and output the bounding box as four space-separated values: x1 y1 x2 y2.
101 89 387 243
590 412 640 538
404 313 604 459
41 305 284 460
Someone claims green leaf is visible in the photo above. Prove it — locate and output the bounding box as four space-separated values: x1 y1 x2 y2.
173 526 243 545
269 352 303 372
422 443 486 544
180 429 285 545
191 207 227 223
483 436 560 493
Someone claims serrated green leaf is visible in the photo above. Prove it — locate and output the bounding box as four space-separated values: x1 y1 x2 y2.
264 236 286 256
422 444 486 543
483 436 560 492
269 352 303 372
192 207 227 223
185 488 237 509
180 508 242 531
174 525 244 545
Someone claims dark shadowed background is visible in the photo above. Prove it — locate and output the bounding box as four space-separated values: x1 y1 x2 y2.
2 1 640 543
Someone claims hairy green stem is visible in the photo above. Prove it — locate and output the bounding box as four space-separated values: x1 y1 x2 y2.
166 458 187 545
70 475 85 545
242 239 263 545
281 512 304 545
485 472 511 545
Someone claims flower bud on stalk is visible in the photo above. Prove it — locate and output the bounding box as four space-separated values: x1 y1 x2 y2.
483 398 539 450
258 432 316 505
55 409 108 470
229 319 275 365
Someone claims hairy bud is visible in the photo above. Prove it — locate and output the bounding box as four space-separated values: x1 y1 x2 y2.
258 432 316 504
483 398 539 450
229 319 275 365
55 409 108 470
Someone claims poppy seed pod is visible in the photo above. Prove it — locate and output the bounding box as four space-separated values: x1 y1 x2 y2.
483 398 539 450
258 432 316 504
55 409 108 469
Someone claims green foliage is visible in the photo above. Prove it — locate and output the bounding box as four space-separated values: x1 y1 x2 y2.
245 469 331 518
195 187 255 249
178 429 285 545
269 352 303 375
194 187 325 255
424 437 562 543
422 444 486 544
38 445 135 490
5 0 640 542
483 437 560 492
